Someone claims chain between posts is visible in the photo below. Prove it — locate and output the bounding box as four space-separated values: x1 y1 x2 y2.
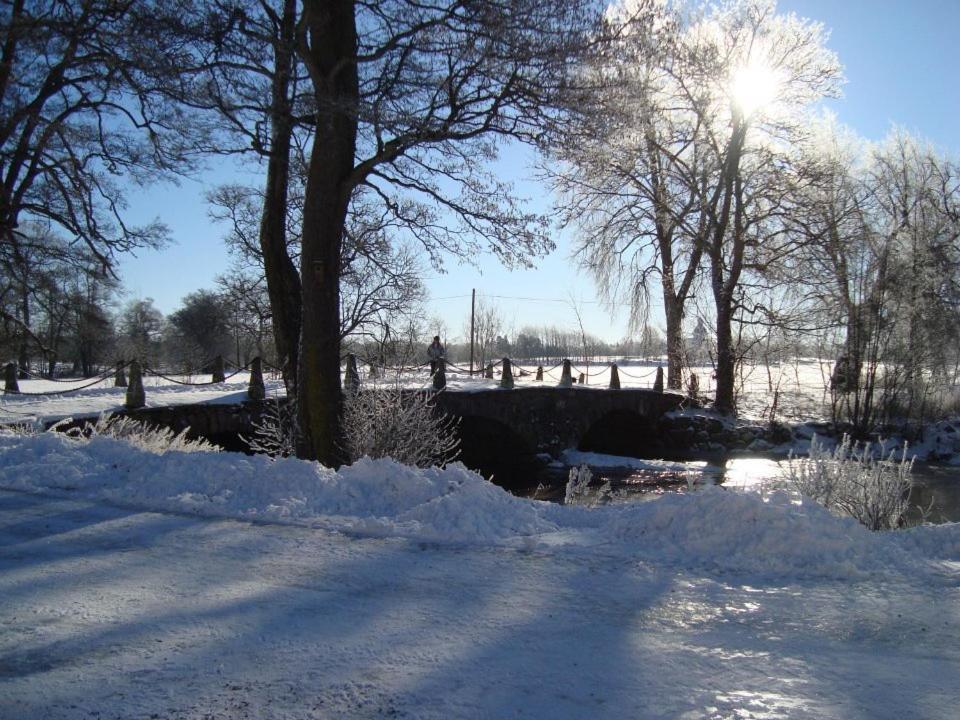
141 361 252 386
2 365 122 396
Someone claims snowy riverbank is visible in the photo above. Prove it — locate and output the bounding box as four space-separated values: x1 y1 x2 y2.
1 431 959 718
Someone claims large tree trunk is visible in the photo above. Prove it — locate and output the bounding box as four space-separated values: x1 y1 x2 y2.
663 294 685 390
296 0 358 464
17 291 29 378
707 125 747 414
713 298 736 411
259 0 301 395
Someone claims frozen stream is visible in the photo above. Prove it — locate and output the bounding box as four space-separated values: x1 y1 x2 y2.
531 457 960 525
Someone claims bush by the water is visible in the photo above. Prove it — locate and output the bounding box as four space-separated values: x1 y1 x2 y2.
786 434 914 530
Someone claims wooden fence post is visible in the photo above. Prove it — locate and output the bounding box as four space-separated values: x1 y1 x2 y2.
114 361 127 387
212 355 226 383
609 363 621 389
500 358 514 389
535 366 543 382
559 359 573 387
653 366 664 393
125 360 145 409
248 357 266 401
3 363 19 393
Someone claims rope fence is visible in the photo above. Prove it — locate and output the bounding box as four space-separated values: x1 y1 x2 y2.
0 366 122 397
142 362 252 387
0 356 269 408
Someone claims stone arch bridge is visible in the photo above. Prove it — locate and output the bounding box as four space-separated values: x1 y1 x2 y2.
50 386 696 467
432 386 693 459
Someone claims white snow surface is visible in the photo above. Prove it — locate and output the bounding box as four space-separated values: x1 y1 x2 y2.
0 372 285 426
2 432 959 718
0 431 940 578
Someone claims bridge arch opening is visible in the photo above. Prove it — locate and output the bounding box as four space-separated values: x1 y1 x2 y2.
454 415 541 492
578 409 671 459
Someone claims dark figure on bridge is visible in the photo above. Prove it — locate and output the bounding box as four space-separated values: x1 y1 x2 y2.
428 336 446 377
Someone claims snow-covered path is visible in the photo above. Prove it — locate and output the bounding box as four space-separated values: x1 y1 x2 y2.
3 489 958 720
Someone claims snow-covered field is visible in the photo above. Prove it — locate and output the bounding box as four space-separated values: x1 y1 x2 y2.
0 373 285 427
0 358 831 428
1 431 959 718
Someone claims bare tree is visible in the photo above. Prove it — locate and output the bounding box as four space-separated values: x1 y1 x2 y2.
208 178 426 345
550 1 700 390
0 1 200 275
293 0 599 462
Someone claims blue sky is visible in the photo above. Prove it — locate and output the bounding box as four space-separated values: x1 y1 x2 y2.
117 0 960 343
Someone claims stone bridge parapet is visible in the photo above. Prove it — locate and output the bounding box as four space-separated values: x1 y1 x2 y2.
433 386 693 457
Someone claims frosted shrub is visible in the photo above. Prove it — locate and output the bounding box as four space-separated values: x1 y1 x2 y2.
244 398 298 458
341 387 460 468
786 434 914 531
565 464 592 505
54 413 218 454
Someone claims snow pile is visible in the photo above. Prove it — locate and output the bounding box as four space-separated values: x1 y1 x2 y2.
0 431 949 578
0 432 558 544
599 487 895 579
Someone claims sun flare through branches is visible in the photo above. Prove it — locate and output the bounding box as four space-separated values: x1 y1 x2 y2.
730 60 782 117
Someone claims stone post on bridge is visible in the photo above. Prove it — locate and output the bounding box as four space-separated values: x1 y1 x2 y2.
500 358 514 389
114 361 127 387
125 360 145 409
211 355 226 383
3 362 19 393
535 366 543 382
609 363 621 389
248 357 266 401
653 366 664 393
345 353 361 393
433 358 446 390
484 363 494 379
558 359 573 387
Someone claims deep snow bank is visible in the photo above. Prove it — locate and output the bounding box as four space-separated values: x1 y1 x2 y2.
0 431 950 579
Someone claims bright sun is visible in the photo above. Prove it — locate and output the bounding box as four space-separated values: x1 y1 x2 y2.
730 62 781 117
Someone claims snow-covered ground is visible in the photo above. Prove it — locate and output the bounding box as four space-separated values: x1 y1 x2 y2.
1 431 959 718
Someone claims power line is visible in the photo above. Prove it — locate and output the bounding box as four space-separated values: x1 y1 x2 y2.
431 292 636 309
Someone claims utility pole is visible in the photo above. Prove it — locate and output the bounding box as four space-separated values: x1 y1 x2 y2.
470 288 476 376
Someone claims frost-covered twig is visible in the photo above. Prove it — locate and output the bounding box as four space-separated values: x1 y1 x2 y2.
341 386 460 467
244 398 299 459
565 464 592 505
786 434 914 530
55 413 218 454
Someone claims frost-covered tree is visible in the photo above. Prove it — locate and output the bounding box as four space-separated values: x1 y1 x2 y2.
788 123 960 431
553 0 841 408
